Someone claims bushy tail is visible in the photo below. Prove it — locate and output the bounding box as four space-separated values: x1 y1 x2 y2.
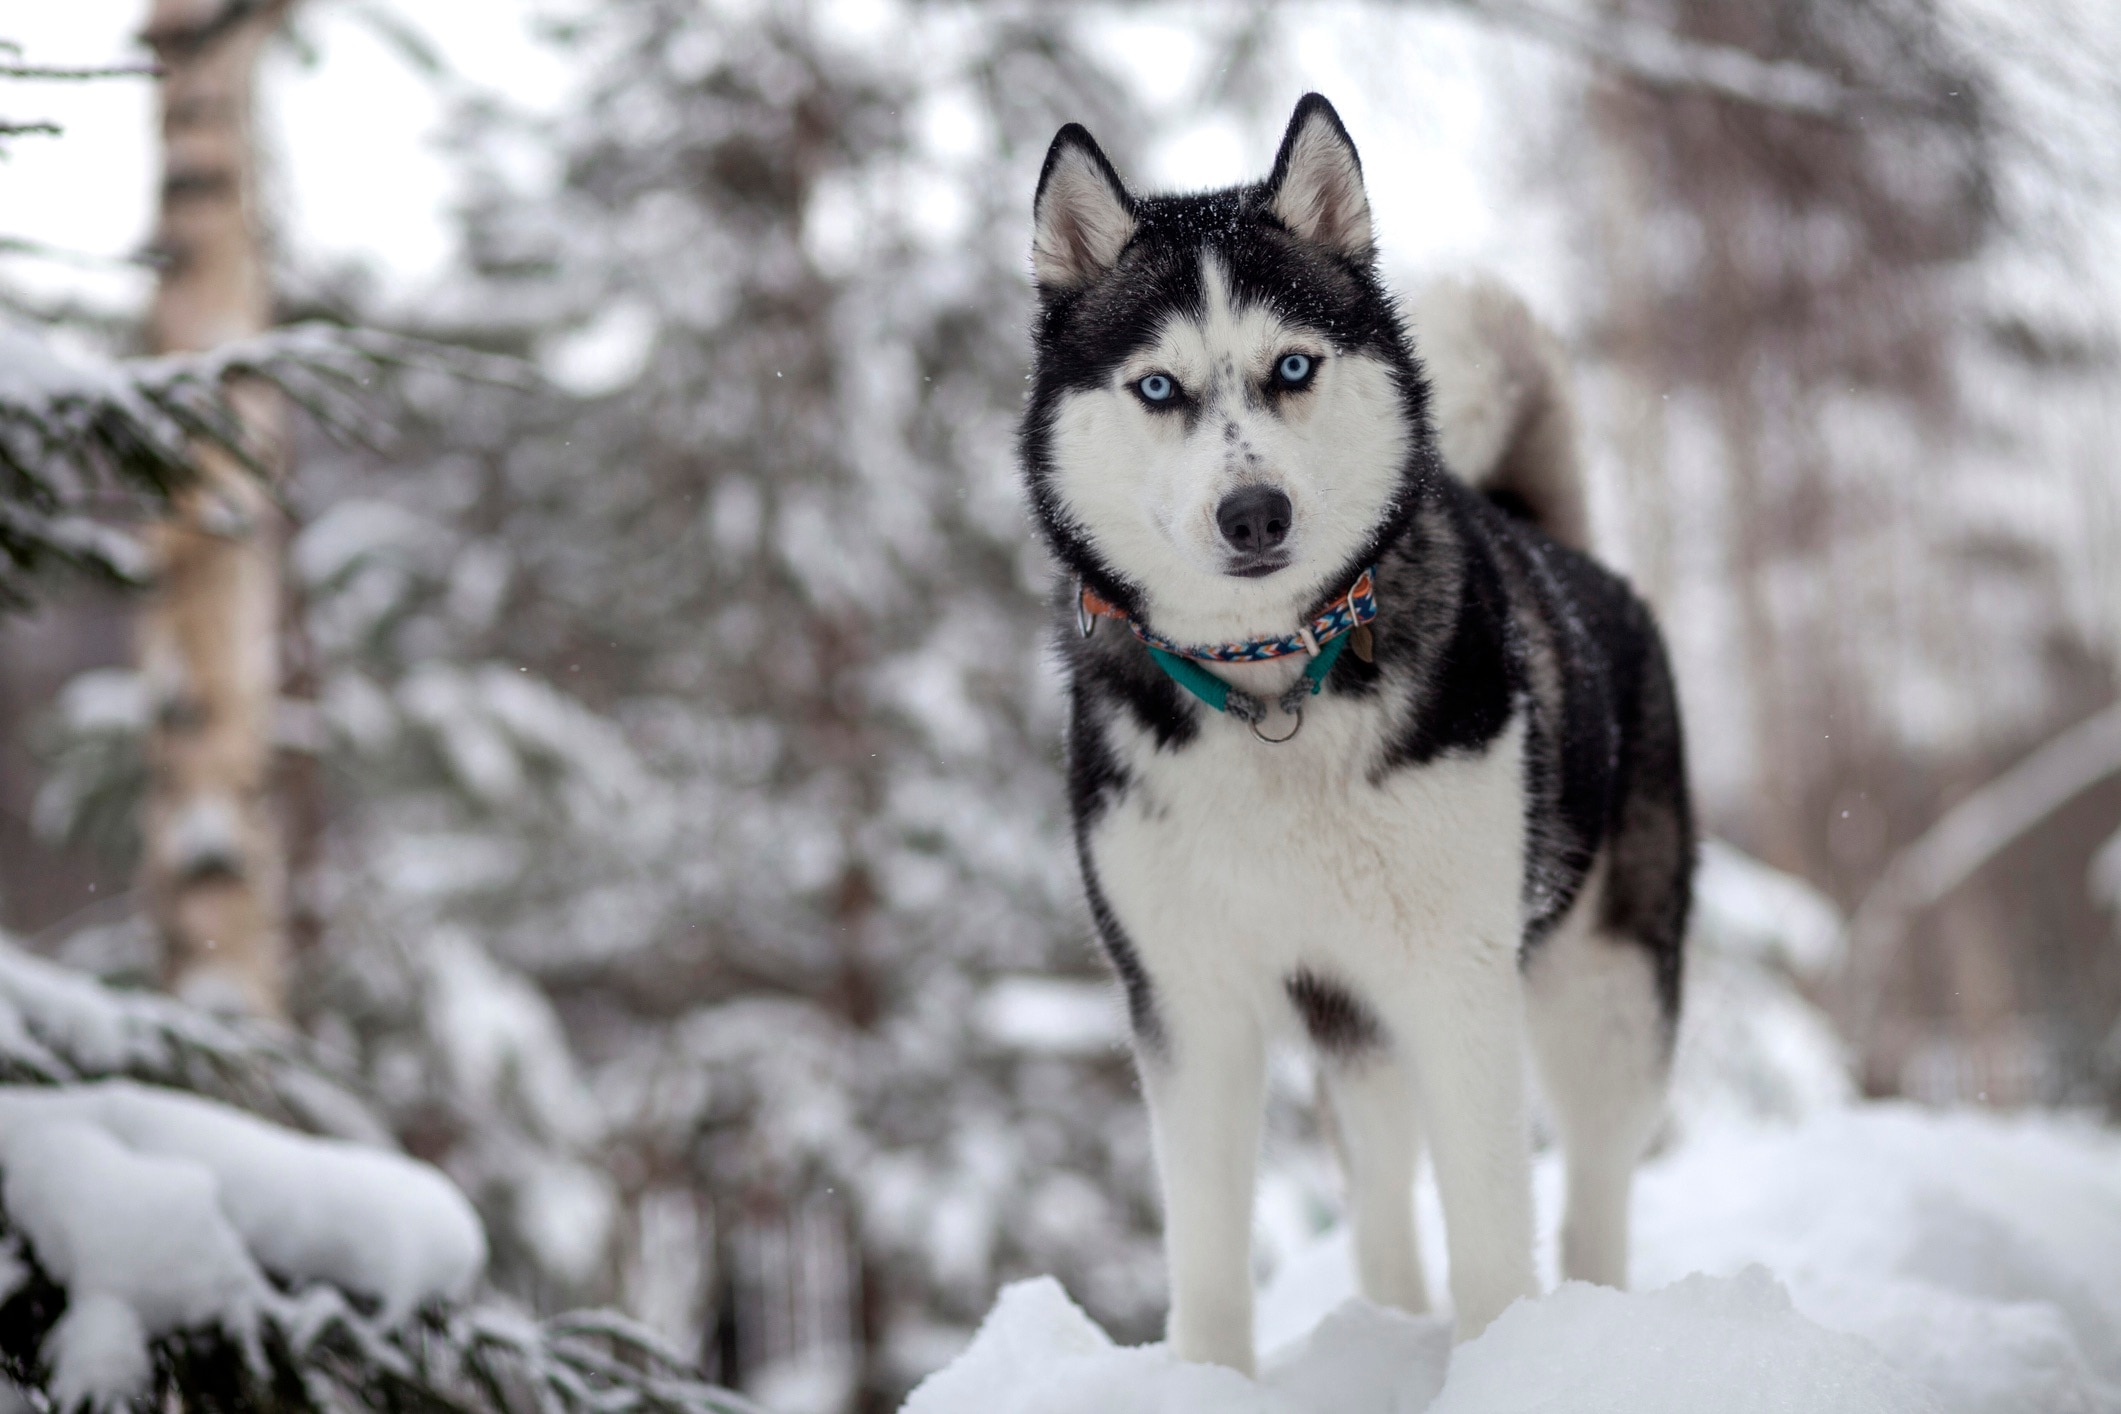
1411 277 1591 553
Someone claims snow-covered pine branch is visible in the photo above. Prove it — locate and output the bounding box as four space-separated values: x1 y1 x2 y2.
0 319 534 609
0 941 759 1414
0 933 382 1142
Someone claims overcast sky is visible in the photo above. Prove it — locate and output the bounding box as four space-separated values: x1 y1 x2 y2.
3 2 567 312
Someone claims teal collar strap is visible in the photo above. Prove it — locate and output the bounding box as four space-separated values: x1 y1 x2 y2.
1148 629 1354 744
1077 567 1379 744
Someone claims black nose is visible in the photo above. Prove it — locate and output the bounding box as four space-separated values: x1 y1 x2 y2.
1216 486 1292 554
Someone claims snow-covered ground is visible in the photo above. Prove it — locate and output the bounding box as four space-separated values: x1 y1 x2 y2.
905 1104 2121 1414
903 845 2121 1413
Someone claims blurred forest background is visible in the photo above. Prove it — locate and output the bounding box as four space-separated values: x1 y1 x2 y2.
2 1 2119 1410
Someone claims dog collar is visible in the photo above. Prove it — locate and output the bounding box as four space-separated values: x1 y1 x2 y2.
1076 567 1377 742
1076 566 1377 664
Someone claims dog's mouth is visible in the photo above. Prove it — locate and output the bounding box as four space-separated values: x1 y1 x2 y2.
1225 554 1292 580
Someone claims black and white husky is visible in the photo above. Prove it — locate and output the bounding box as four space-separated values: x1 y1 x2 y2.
1022 94 1693 1371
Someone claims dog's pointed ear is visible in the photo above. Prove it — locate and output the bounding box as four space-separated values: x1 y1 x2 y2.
1267 94 1372 262
1033 124 1137 291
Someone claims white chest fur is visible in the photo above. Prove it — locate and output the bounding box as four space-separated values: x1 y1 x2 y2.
1085 693 1530 1034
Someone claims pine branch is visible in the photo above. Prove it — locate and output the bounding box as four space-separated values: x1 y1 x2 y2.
0 1212 766 1414
0 934 385 1140
0 320 538 608
0 944 763 1413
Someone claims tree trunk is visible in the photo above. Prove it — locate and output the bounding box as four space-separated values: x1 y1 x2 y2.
138 0 291 1016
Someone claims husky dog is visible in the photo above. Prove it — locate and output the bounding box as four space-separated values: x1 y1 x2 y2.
1022 94 1692 1372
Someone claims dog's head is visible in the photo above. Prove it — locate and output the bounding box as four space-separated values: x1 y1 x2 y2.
1022 94 1431 648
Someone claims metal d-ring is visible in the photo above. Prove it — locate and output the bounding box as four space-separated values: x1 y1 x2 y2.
1076 582 1097 639
1249 704 1303 744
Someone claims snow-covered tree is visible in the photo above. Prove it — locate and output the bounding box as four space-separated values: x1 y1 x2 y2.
0 932 762 1414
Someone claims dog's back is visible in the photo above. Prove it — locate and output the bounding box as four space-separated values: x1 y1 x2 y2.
1411 275 1693 969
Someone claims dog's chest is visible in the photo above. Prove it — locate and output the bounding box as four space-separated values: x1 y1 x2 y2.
1084 694 1530 998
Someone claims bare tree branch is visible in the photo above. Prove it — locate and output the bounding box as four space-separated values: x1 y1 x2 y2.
1429 0 1963 125
1843 700 2121 1041
0 62 159 80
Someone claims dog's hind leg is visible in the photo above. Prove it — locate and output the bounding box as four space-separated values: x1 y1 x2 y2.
1323 1055 1429 1314
1142 999 1267 1373
1524 910 1670 1288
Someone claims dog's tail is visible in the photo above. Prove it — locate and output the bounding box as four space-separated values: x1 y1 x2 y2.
1411 277 1591 553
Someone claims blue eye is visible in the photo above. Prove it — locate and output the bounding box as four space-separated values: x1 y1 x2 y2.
1277 353 1314 385
1137 373 1177 404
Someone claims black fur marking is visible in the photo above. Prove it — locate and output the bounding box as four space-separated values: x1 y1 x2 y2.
1595 596 1694 1025
1064 665 1168 1054
1285 969 1387 1057
1483 487 1539 525
1079 841 1162 1053
1382 526 1518 765
1069 612 1200 752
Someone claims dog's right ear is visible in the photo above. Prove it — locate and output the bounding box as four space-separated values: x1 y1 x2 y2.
1033 125 1136 291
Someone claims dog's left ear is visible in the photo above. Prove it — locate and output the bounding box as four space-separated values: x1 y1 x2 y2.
1033 124 1137 291
1267 94 1373 262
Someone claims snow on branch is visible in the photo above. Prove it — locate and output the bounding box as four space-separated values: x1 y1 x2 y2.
0 934 382 1142
0 947 760 1414
0 319 535 609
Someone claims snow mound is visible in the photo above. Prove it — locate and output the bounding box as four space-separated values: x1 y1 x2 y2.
0 1081 485 1411
908 1106 2121 1413
900 1277 1446 1414
1428 1269 1933 1414
1634 1106 2121 1412
904 1269 1926 1414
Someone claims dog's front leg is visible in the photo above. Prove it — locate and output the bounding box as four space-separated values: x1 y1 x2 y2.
1401 938 1538 1338
1141 999 1266 1374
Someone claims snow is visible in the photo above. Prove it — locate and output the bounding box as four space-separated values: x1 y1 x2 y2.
0 935 390 1145
0 940 156 1079
0 1081 485 1411
1692 839 1846 979
1663 937 1855 1135
973 977 1127 1057
904 1268 1931 1414
1425 1269 1935 1414
7 1118 266 1412
1632 1108 2121 1410
904 1105 2121 1413
0 321 134 411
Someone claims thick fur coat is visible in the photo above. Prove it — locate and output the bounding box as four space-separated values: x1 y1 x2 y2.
1022 94 1693 1372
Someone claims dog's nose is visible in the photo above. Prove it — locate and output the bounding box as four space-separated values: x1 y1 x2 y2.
1216 486 1293 554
